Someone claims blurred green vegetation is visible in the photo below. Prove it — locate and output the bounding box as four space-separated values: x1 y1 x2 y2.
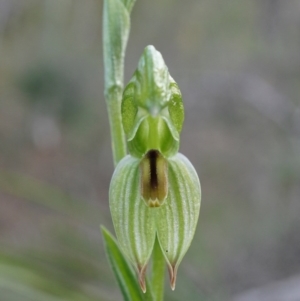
1 1 300 300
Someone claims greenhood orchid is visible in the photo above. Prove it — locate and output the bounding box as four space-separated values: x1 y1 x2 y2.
109 45 201 292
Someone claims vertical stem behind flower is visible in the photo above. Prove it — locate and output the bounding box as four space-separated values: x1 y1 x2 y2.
105 86 127 166
103 0 130 166
151 237 165 301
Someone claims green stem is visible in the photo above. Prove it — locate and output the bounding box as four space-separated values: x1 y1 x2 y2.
102 0 129 166
151 237 165 301
105 86 127 166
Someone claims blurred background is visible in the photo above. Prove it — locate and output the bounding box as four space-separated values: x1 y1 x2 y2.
0 0 300 300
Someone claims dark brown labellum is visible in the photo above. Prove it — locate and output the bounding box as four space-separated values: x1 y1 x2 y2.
140 149 168 207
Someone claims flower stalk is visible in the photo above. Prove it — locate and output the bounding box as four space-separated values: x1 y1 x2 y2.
152 237 166 300
103 0 131 166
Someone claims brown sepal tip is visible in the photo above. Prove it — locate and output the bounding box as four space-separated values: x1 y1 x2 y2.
138 265 147 293
168 264 178 291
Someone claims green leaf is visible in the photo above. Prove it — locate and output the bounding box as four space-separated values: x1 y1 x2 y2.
101 227 147 300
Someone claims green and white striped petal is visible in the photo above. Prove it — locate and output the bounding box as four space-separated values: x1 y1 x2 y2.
155 153 201 290
109 155 156 292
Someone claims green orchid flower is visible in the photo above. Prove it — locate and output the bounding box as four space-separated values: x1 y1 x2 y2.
109 45 201 292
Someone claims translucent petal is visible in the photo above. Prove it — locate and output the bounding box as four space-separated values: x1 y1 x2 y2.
155 153 201 289
109 155 156 285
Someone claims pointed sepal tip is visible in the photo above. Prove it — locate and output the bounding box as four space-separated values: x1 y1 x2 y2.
138 265 147 293
168 264 178 291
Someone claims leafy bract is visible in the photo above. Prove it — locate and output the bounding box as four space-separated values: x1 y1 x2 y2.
101 227 153 299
